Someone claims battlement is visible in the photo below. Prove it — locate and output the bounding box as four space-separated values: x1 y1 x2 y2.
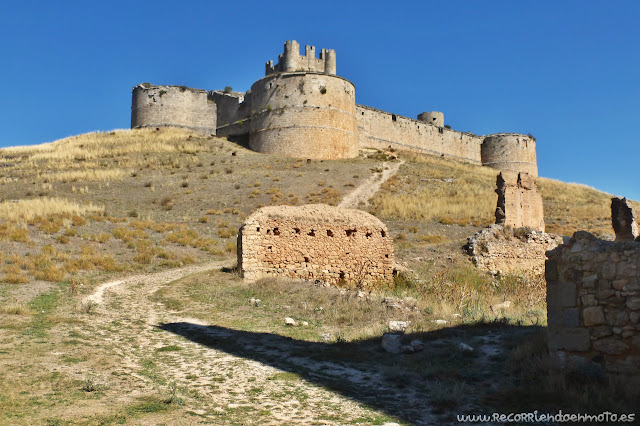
265 40 336 76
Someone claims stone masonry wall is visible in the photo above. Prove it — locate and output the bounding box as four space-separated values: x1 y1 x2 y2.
482 133 538 177
356 105 484 164
495 171 545 232
131 84 216 135
249 73 357 159
238 205 394 287
546 231 640 374
467 225 562 275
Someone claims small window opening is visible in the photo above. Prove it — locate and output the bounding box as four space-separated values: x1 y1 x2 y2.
385 254 389 258
438 127 444 134
345 229 356 237
256 227 260 232
392 114 397 122
327 229 334 237
267 229 272 235
381 230 386 238
304 256 309 263
268 246 272 250
294 227 300 234
339 271 345 280
361 111 365 115
308 229 315 236
273 228 280 235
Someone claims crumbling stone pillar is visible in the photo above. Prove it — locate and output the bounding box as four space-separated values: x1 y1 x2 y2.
495 171 545 232
611 197 639 242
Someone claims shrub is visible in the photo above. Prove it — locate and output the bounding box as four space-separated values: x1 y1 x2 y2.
223 86 232 93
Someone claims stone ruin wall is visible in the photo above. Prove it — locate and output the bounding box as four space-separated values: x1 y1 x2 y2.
131 84 217 135
467 225 562 275
248 73 357 159
238 205 394 287
467 171 558 275
495 171 545 232
546 232 640 374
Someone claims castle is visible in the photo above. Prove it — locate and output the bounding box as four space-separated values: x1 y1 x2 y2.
131 40 538 176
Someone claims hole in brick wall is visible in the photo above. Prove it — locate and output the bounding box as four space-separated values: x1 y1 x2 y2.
294 227 300 234
345 229 356 237
256 227 260 232
327 230 334 237
273 228 280 236
385 254 389 258
304 256 309 263
308 229 315 237
381 230 386 238
365 231 372 238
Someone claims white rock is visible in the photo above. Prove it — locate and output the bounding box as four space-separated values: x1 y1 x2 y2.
284 317 297 326
301 321 309 327
388 320 410 333
381 333 402 354
356 290 365 298
321 333 332 341
434 319 449 325
458 342 474 352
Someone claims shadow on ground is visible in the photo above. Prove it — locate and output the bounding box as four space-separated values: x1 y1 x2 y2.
159 320 542 425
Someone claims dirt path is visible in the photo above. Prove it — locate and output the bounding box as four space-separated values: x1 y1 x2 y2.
72 259 435 424
338 159 405 209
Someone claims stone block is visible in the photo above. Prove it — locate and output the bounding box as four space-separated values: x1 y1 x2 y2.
626 297 640 310
548 327 591 352
582 274 598 288
591 326 612 339
581 294 597 306
547 281 577 308
583 306 605 326
549 308 580 328
593 338 629 354
545 258 558 282
601 262 617 280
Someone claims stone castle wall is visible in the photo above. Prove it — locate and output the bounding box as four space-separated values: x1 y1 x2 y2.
546 232 640 374
130 40 539 173
356 105 484 164
131 84 216 135
238 205 394 287
249 73 357 159
482 134 538 177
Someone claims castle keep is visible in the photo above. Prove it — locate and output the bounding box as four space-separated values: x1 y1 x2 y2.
132 40 538 175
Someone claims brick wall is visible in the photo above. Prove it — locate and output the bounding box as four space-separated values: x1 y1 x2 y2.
238 205 394 287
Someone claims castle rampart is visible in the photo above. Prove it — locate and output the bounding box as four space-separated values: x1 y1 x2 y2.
131 41 539 174
356 105 484 164
249 72 357 159
131 84 216 135
481 133 538 177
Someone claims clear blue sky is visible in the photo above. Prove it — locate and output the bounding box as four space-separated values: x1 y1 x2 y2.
1 1 638 200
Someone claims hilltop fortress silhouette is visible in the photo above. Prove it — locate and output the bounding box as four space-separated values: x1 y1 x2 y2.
131 40 537 176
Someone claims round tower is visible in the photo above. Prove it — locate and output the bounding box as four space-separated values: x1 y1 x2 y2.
248 72 357 159
481 133 538 176
417 111 444 127
131 83 216 135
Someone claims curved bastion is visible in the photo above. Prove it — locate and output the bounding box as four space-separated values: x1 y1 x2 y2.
481 133 538 177
131 83 216 135
248 72 357 160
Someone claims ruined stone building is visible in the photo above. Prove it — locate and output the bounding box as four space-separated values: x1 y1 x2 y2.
132 40 538 175
237 204 394 287
546 198 640 375
495 171 545 232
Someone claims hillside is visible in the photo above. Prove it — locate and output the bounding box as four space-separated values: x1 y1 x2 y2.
0 128 638 424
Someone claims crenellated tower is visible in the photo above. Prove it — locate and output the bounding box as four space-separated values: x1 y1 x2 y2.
265 40 337 75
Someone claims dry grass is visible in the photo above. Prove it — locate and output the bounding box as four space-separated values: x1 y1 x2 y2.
0 197 103 223
41 169 131 183
370 152 497 226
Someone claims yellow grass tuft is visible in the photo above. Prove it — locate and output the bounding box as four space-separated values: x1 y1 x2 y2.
0 198 103 223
